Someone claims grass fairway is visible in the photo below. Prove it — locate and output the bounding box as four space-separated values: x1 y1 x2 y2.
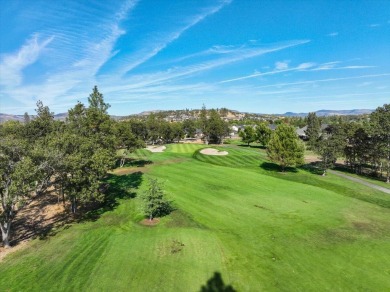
1 144 390 291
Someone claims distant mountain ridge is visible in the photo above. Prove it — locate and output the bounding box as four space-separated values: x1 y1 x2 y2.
0 113 69 123
282 109 374 117
0 108 374 123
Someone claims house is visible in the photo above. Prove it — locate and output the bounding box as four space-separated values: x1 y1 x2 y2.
268 124 277 131
296 124 330 140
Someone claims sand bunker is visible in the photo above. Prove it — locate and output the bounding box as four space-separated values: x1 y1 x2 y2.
200 148 228 156
146 145 166 152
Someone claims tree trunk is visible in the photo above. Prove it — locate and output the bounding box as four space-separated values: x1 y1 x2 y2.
71 198 77 214
0 221 11 248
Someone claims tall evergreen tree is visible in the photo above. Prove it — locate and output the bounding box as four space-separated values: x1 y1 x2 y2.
313 125 345 176
239 126 256 146
208 109 228 144
255 122 272 147
0 134 36 247
199 104 209 144
305 112 321 148
369 104 390 183
267 124 305 171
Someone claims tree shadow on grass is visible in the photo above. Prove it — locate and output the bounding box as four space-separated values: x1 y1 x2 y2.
332 163 387 182
77 171 143 222
300 162 324 175
200 272 236 292
260 162 298 173
7 172 144 247
9 190 75 247
237 144 266 149
119 159 153 168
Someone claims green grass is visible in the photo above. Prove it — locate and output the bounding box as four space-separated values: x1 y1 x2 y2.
1 144 390 291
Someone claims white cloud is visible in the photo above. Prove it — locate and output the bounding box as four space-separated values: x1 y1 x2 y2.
369 23 381 27
275 61 289 70
254 73 390 89
0 35 54 87
1 0 137 108
297 62 316 70
327 32 339 37
117 0 232 75
220 60 315 83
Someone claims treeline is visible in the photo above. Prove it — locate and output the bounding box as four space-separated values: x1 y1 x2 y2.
305 105 390 180
0 87 142 247
0 88 231 248
126 105 229 145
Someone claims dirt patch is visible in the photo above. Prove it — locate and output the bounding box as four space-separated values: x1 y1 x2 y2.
0 191 70 262
146 145 166 153
200 148 228 156
139 218 160 226
0 240 29 262
111 166 148 175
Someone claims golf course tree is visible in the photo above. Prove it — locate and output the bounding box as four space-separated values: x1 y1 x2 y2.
207 109 229 144
128 119 149 142
343 124 374 175
305 112 321 149
313 125 345 176
114 121 145 167
23 112 30 124
239 126 256 146
170 122 185 143
0 135 36 248
146 113 162 145
199 104 210 144
267 123 305 171
57 87 117 213
140 178 173 221
27 102 66 196
182 118 196 138
369 103 390 183
255 122 272 147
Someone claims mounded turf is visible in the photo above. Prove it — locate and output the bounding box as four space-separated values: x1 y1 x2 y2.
1 144 389 291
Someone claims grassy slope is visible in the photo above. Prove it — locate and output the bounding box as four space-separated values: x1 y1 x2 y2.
0 144 389 291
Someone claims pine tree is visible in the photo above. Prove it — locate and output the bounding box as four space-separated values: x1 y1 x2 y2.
305 112 321 149
267 124 305 171
140 178 172 221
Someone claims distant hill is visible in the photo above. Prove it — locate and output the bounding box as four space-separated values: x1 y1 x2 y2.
282 109 374 117
0 113 69 123
0 108 374 123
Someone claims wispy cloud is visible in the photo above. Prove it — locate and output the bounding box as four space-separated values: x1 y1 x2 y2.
100 39 311 94
117 0 232 75
1 0 137 107
220 62 316 83
220 61 377 84
327 32 339 37
254 73 390 89
369 23 381 27
0 35 53 87
275 61 289 70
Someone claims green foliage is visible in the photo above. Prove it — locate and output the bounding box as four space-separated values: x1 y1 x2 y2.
369 104 390 182
0 136 36 247
182 119 197 138
267 124 305 171
208 109 228 144
239 126 256 146
0 144 390 291
313 125 345 175
255 122 272 147
140 178 173 220
305 112 321 149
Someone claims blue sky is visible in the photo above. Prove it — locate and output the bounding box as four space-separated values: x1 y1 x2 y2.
0 0 389 115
